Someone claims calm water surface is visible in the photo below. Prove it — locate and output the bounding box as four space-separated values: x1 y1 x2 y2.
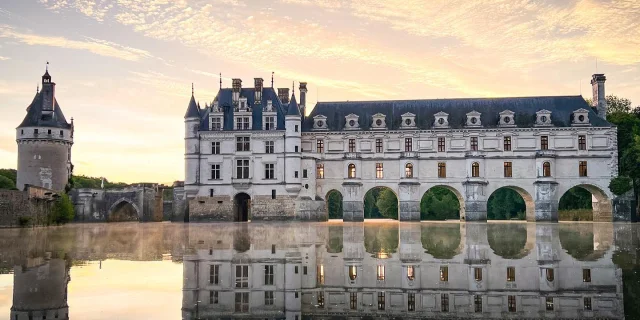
1 221 639 319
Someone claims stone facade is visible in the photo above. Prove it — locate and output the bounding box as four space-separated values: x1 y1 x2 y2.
70 184 162 222
0 186 58 227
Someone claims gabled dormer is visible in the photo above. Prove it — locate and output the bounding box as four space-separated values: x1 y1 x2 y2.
499 110 516 127
371 113 387 130
535 109 553 127
262 99 276 130
234 97 252 130
209 99 223 131
236 97 250 112
433 111 449 129
572 108 591 126
345 114 360 130
401 112 416 129
313 115 328 130
466 110 482 127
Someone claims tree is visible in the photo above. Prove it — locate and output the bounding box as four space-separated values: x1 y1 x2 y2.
50 194 74 224
606 95 633 114
376 189 398 219
0 175 15 190
559 187 592 210
0 169 17 184
326 190 343 219
420 187 460 220
487 189 526 220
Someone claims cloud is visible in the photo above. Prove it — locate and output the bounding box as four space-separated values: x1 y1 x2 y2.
0 25 153 61
0 56 9 61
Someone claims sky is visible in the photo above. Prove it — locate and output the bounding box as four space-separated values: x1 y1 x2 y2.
0 0 639 184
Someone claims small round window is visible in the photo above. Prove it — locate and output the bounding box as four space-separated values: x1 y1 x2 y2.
504 116 511 123
471 117 477 124
405 118 412 125
541 115 548 122
349 120 356 127
438 118 445 125
375 119 382 126
316 120 323 127
578 115 585 122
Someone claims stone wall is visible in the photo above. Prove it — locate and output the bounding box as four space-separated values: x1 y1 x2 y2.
0 187 55 227
188 196 234 221
70 184 161 223
252 195 296 221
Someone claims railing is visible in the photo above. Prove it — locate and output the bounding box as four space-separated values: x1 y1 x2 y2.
344 152 361 159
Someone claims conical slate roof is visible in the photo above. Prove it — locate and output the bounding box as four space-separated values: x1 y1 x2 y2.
184 95 200 119
286 93 301 116
18 90 71 129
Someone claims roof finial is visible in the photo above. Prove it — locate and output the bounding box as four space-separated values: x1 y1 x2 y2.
271 72 274 88
292 81 295 95
219 73 222 89
46 61 49 72
36 84 39 94
191 83 194 96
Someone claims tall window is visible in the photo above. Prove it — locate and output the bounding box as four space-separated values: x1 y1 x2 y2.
438 137 446 152
350 292 357 310
377 265 385 281
210 291 219 304
317 265 325 285
441 294 449 312
265 141 274 153
508 295 516 312
235 265 249 288
546 297 554 311
348 139 356 152
212 142 221 154
407 266 415 281
504 136 512 151
405 138 413 152
541 135 549 150
211 117 222 130
584 297 592 310
578 135 586 150
376 138 383 153
542 161 551 177
376 163 384 179
507 267 516 282
318 292 325 308
348 164 356 178
408 293 415 311
471 162 480 177
579 161 588 177
211 164 221 180
474 268 483 281
236 117 250 130
265 116 275 130
236 137 250 151
317 164 324 179
470 136 478 151
583 269 591 282
438 162 446 178
235 292 249 312
265 291 274 305
378 292 385 310
317 139 324 153
348 266 357 281
210 265 220 284
440 266 448 282
264 265 274 285
504 162 512 178
405 163 414 178
474 295 482 312
236 159 250 179
546 268 555 282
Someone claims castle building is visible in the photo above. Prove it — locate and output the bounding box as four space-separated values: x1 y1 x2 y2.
16 69 74 192
183 74 629 222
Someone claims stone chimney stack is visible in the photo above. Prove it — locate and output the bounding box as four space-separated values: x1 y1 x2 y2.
41 70 55 114
278 88 290 104
591 74 607 119
299 82 307 117
232 78 242 104
254 78 263 101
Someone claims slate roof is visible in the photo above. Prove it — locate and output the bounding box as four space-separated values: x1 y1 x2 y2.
184 95 200 119
18 89 71 129
303 95 611 131
287 93 301 116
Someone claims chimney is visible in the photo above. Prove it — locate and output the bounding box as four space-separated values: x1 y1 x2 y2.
591 74 607 119
299 82 307 117
232 78 242 104
41 70 55 113
278 88 289 104
254 78 263 102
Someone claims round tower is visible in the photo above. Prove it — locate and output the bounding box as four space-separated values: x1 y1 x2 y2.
16 68 73 192
285 91 302 193
184 87 201 197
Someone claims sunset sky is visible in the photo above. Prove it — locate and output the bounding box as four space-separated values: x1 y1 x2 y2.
0 0 638 184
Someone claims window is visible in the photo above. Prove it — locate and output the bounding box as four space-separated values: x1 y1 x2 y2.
294 171 299 178
504 162 512 178
303 266 308 275
376 163 384 179
504 136 511 151
474 268 483 281
583 269 591 282
212 142 220 154
546 268 554 282
407 266 415 281
579 135 586 150
441 294 449 312
348 265 357 281
48 129 51 134
235 265 249 288
348 164 356 178
236 117 250 130
438 162 446 178
317 139 324 153
265 291 274 305
271 189 276 199
265 116 275 130
474 295 482 312
579 161 588 177
34 129 38 134
295 266 298 274
507 267 516 282
303 169 308 178
542 161 551 177
438 137 445 152
295 146 299 152
470 136 478 151
541 135 549 150
211 164 221 180
440 266 448 282
377 265 385 281
348 139 356 152
546 297 554 311
59 130 63 136
236 137 250 151
211 117 222 130
210 265 220 284
405 163 414 178
508 295 516 312
376 138 383 153
350 292 357 310
236 159 250 179
471 162 480 177
317 265 325 285
378 292 385 310
584 297 592 310
295 125 299 132
408 293 415 312
317 164 324 179
209 189 214 197
318 292 324 308
264 265 274 285
405 138 413 151
265 141 274 153
235 292 249 312
210 291 218 304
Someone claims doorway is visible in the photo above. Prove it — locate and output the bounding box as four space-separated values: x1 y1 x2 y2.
234 193 251 222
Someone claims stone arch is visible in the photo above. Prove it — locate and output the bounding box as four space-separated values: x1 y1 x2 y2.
363 186 399 220
420 185 464 220
325 189 343 219
559 183 613 222
486 185 535 221
106 198 140 222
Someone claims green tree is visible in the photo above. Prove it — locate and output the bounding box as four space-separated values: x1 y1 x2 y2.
0 169 17 184
0 175 15 190
376 189 398 219
487 189 525 220
326 190 343 219
72 175 128 189
50 194 75 224
559 187 592 210
420 187 460 220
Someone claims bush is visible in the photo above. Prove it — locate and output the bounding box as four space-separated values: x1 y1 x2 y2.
50 194 75 224
610 176 633 196
0 175 15 190
17 216 31 227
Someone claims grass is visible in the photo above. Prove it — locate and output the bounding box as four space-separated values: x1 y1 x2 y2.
559 209 593 221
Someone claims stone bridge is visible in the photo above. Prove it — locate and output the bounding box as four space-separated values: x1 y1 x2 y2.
71 184 162 222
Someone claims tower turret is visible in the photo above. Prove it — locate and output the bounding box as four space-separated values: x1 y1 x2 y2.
591 74 607 119
285 92 302 193
184 87 201 191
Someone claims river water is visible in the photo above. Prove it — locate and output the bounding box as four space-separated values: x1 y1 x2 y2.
0 221 638 319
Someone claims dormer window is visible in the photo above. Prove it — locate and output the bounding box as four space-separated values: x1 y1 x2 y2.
499 110 516 127
345 114 360 130
313 115 328 130
264 100 274 112
235 116 251 130
434 111 449 128
210 117 223 130
371 113 386 130
466 111 482 127
401 113 416 129
572 108 591 126
535 110 553 127
238 97 249 111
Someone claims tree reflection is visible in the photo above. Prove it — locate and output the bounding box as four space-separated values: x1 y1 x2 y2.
559 226 597 261
421 224 461 259
364 224 398 257
487 224 528 259
327 225 343 253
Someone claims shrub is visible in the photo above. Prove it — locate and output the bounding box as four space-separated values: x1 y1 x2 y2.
0 175 15 190
609 176 632 196
17 216 31 227
50 194 75 224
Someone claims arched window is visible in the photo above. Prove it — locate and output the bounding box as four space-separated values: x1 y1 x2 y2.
543 162 551 177
348 163 356 178
349 265 358 281
471 162 480 177
405 163 414 178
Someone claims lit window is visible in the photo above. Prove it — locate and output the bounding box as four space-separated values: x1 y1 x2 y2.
348 163 356 178
407 266 415 281
542 162 551 177
474 268 482 281
317 139 324 153
504 162 512 178
440 266 448 282
376 163 384 179
579 161 588 177
316 164 324 179
377 265 385 281
317 265 325 285
471 162 479 177
348 265 357 281
405 163 414 178
438 163 446 178
546 268 554 282
507 267 516 282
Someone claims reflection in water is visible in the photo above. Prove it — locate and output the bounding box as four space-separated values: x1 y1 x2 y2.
0 222 635 319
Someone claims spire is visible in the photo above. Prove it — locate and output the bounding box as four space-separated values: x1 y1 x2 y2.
184 84 200 119
219 73 222 89
286 91 300 116
191 83 194 96
36 84 39 94
42 62 52 84
292 81 295 95
271 72 274 88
